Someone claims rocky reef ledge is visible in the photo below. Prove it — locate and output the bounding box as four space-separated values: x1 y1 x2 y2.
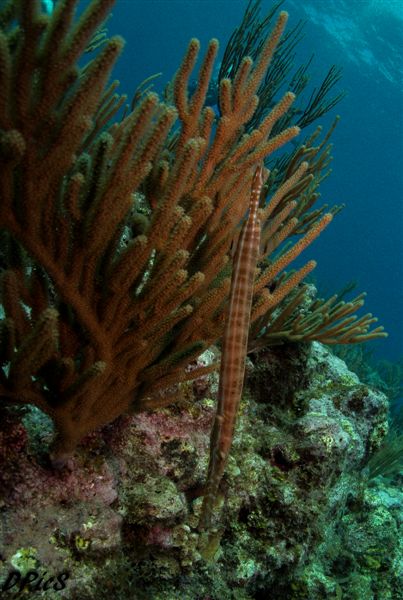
1 342 400 599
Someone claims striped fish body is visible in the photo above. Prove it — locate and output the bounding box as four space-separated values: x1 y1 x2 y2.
199 165 263 530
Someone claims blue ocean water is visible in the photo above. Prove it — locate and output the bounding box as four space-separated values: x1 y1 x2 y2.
108 0 403 363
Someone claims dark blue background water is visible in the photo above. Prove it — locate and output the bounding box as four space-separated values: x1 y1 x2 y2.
105 0 402 363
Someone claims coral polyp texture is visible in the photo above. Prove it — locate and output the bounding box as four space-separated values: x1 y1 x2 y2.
0 0 385 462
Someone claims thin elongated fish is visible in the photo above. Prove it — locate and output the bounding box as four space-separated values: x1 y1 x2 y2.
199 165 263 530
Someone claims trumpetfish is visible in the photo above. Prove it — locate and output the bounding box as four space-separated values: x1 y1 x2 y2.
199 165 263 530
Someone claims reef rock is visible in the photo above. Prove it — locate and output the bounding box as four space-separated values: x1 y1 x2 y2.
0 342 395 599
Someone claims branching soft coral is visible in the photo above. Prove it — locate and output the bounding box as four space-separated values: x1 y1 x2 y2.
0 0 386 462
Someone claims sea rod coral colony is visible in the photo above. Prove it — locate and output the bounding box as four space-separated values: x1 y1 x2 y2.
0 2 385 469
